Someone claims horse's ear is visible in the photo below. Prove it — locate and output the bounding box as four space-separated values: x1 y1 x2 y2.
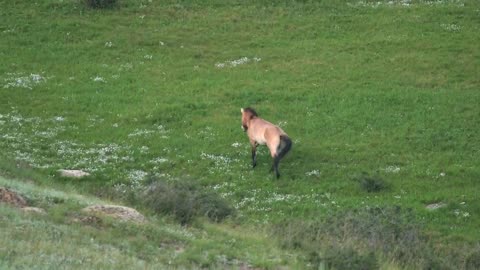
241 108 244 113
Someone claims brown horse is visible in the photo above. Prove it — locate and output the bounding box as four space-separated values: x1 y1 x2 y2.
241 107 292 179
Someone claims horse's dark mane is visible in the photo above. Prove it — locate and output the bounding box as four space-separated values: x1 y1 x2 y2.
244 107 258 117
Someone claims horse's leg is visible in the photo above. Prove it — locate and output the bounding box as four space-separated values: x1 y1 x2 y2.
251 141 257 168
272 155 280 179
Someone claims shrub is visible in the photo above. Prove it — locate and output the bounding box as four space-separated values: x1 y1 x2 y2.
142 179 234 225
84 0 118 9
322 248 377 270
195 192 234 222
272 206 433 269
466 249 480 270
354 173 388 193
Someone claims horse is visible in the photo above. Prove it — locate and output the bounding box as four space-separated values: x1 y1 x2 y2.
241 107 292 179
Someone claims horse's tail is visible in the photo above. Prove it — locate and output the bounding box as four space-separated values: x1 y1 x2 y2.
277 135 292 161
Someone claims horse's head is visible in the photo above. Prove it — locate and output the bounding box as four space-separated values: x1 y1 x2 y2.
241 107 258 132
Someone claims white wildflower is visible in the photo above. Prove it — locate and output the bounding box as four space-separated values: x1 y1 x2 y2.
119 63 133 71
128 170 148 183
105 41 113 47
385 166 401 173
92 76 106 83
231 142 242 148
306 170 320 177
200 152 232 165
151 157 168 164
3 28 15 33
3 73 47 89
128 129 154 137
215 56 261 68
441 23 461 32
230 57 249 67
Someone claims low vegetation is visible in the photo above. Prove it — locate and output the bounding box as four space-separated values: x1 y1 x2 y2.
1 0 479 268
0 174 298 269
84 0 118 9
273 206 479 269
142 178 234 224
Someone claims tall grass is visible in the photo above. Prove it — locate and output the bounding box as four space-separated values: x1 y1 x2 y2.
142 178 234 224
273 206 479 269
1 0 479 268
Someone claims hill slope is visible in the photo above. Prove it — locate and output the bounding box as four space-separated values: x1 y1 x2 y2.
1 0 479 269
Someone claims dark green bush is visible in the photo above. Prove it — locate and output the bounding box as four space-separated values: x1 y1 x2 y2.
354 173 388 193
272 207 432 269
143 179 234 225
466 249 480 270
195 192 234 222
84 0 117 9
323 248 377 270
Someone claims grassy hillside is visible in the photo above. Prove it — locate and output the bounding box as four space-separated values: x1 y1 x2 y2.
0 174 299 269
1 0 479 269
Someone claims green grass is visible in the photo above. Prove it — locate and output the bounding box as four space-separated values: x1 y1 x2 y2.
0 175 300 269
1 0 479 268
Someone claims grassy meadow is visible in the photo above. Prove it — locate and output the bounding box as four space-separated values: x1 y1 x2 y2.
1 0 480 269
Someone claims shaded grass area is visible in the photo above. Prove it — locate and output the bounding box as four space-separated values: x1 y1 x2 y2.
141 178 235 225
1 0 480 268
273 206 480 270
0 174 299 269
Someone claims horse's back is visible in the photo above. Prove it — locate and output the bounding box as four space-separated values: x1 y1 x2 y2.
249 119 287 157
250 119 285 139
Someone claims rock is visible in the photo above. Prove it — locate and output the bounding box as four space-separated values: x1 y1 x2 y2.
82 204 146 223
426 202 447 210
58 169 90 178
0 187 28 207
21 207 46 215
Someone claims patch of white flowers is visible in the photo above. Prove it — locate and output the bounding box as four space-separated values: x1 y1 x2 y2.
453 209 470 218
349 0 464 8
306 170 320 177
231 142 242 148
3 73 48 89
150 157 168 164
201 152 233 165
92 76 106 83
53 116 65 122
384 166 401 173
128 170 148 186
441 23 461 32
0 111 171 187
215 57 261 68
128 125 169 138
